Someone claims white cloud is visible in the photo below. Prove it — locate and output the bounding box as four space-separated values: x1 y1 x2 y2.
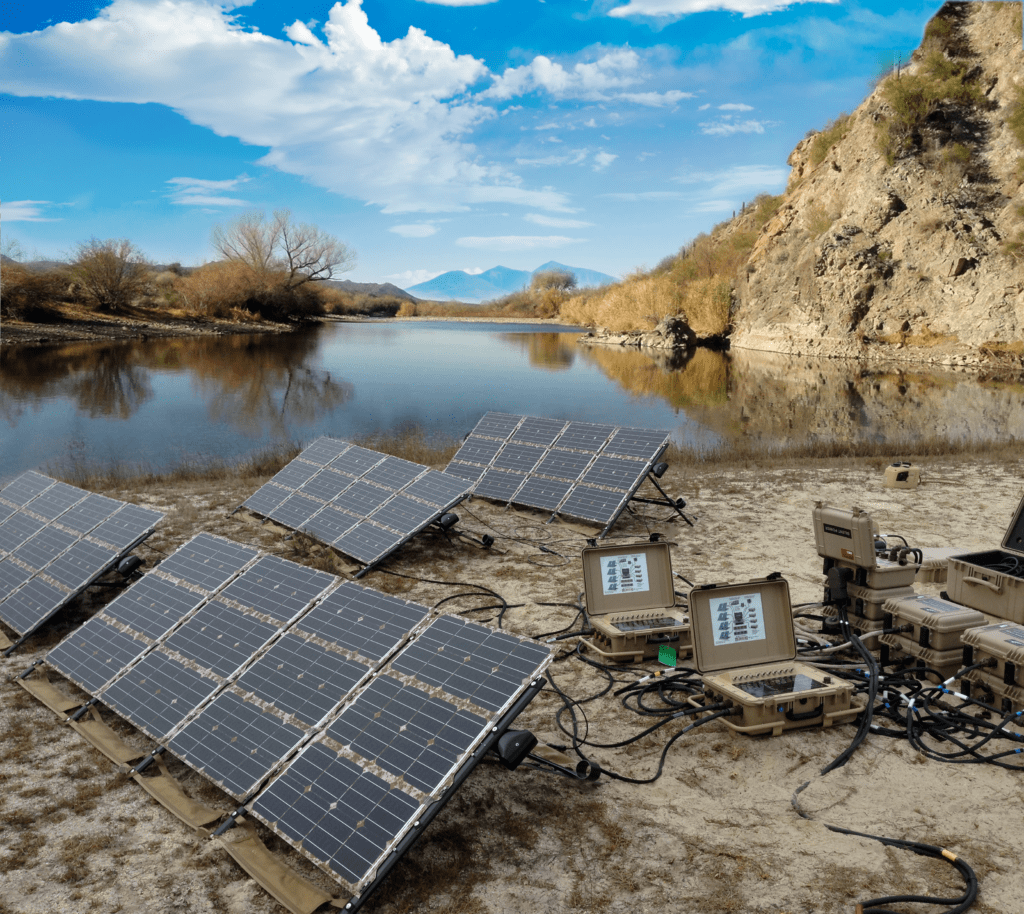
535 122 561 130
584 118 597 127
525 214 593 228
0 0 570 214
698 103 711 110
673 164 788 194
390 223 438 237
593 152 618 171
456 235 584 251
699 118 777 136
618 89 694 107
602 191 688 201
608 0 839 20
386 268 444 286
417 0 497 5
166 175 249 206
0 200 61 222
718 102 754 111
515 150 590 167
485 48 644 101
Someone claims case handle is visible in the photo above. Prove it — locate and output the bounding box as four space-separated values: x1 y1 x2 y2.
963 576 1002 594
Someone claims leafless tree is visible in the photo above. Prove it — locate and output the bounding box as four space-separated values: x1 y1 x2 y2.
530 269 577 293
70 238 149 312
211 210 355 289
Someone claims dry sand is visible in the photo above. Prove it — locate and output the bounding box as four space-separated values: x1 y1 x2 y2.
2 454 1024 914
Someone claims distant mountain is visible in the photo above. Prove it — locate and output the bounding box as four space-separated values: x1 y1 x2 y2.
406 262 616 303
320 279 418 301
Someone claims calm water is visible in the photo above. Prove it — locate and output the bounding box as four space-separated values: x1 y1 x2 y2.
1 320 1021 482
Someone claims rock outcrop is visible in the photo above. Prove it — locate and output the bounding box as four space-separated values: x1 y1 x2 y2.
578 315 697 352
731 1 1024 367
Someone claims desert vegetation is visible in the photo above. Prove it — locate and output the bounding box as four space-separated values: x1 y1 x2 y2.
0 211 374 325
396 268 580 320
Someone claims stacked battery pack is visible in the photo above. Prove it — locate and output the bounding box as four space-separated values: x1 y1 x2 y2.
960 622 1024 718
879 594 987 682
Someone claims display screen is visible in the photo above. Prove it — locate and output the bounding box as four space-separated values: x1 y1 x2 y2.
711 591 767 647
600 553 650 596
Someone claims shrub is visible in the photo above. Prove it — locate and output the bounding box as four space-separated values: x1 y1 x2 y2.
1008 85 1024 150
0 262 69 321
69 238 149 312
752 193 784 229
810 114 851 167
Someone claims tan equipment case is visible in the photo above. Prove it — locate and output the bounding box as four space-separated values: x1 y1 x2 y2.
960 622 1024 717
946 494 1024 624
689 576 862 736
579 541 691 663
883 463 921 489
812 504 918 589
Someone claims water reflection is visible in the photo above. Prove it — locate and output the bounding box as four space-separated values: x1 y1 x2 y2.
499 333 577 371
0 330 352 434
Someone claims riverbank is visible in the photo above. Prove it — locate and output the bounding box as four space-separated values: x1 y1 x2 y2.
2 448 1023 914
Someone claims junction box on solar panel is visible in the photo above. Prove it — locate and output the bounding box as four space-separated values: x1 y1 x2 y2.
688 576 862 736
812 504 918 589
579 541 691 663
960 623 1024 717
946 493 1024 624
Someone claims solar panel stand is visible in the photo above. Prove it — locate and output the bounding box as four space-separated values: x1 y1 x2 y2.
597 470 692 538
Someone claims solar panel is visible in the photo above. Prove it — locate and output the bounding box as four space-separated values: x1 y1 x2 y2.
0 472 164 647
446 412 672 532
246 616 552 898
97 555 335 742
46 533 260 694
166 582 432 800
240 439 471 572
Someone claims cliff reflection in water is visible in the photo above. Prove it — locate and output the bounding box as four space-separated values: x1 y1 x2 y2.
498 332 577 371
0 331 352 435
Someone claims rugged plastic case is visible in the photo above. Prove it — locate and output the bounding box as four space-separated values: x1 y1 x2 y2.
837 582 915 622
579 541 690 663
946 494 1024 623
813 504 877 566
883 463 921 489
689 576 861 736
877 635 966 682
882 594 988 652
915 547 963 585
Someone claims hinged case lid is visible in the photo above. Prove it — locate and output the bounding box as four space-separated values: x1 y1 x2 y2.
688 576 795 675
581 541 675 618
1001 492 1024 557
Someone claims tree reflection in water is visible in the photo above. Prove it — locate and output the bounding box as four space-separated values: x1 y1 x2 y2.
0 330 352 434
498 332 577 371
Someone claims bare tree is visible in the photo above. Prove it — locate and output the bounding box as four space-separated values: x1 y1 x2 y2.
70 238 149 312
211 210 355 289
530 269 577 293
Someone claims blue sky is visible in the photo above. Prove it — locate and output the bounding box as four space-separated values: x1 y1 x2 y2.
1 0 945 288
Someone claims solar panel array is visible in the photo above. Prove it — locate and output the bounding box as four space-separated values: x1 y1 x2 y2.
445 413 671 527
241 438 471 568
0 471 164 644
42 534 551 905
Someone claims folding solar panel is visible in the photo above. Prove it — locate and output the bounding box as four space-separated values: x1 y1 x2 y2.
446 412 674 534
245 615 552 903
0 472 164 650
239 438 471 572
167 582 432 800
97 554 336 742
46 533 261 695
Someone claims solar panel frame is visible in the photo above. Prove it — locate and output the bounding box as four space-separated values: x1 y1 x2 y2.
245 616 552 899
239 438 470 572
447 413 672 533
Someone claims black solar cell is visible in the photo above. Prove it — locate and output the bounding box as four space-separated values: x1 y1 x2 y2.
511 476 573 512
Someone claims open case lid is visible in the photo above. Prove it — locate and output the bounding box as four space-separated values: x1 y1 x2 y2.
1001 492 1024 557
581 541 675 617
688 576 795 674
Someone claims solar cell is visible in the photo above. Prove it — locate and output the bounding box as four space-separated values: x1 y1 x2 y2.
511 476 573 512
268 460 322 490
295 467 351 503
240 483 291 518
534 450 592 481
89 504 165 551
0 559 34 597
298 505 359 545
54 493 122 535
328 445 382 478
0 513 46 558
450 436 504 466
0 471 54 508
580 456 644 491
22 482 86 521
492 443 545 474
45 540 118 591
402 471 474 508
442 461 485 483
10 526 78 572
472 469 525 502
156 533 259 593
266 492 322 529
369 496 439 533
510 416 566 446
330 481 392 518
298 437 351 467
0 577 70 638
604 428 669 460
362 457 423 491
555 421 617 452
558 485 627 524
473 411 522 439
334 523 405 565
48 620 152 694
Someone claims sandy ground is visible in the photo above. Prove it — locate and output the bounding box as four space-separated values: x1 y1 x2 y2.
2 454 1024 914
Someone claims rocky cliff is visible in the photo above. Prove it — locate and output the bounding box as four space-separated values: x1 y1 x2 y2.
732 1 1024 369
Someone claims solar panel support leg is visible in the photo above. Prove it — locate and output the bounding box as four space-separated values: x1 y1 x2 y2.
67 697 99 723
131 746 165 775
2 635 29 657
639 473 694 527
17 659 43 679
213 808 243 837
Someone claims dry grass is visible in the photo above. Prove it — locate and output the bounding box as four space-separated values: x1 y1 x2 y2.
810 113 852 167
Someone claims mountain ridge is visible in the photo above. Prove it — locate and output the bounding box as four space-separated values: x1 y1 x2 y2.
406 261 616 303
